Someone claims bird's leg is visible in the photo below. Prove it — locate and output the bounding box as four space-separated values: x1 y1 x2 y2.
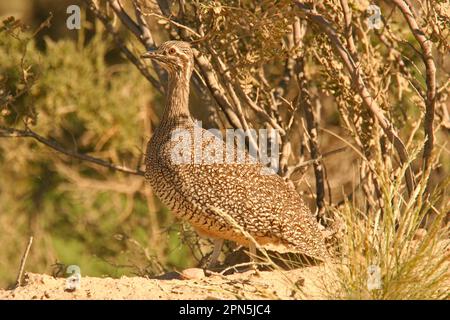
238 243 259 274
248 243 258 268
249 243 256 261
207 238 224 268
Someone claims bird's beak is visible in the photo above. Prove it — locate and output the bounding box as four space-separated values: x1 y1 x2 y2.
141 49 165 61
140 51 156 59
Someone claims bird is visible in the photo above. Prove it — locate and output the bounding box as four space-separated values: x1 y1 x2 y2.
141 40 329 267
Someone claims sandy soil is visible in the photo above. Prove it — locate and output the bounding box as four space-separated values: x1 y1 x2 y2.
0 266 330 300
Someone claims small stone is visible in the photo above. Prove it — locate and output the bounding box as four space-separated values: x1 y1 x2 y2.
180 268 206 280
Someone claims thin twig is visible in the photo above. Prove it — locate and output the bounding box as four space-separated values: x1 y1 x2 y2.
390 0 437 179
339 0 358 61
287 146 348 179
108 0 142 39
0 126 144 176
193 52 243 130
143 12 201 38
83 0 162 92
107 0 166 85
14 236 33 288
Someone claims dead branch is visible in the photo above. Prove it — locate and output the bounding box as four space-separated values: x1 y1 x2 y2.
107 0 163 80
132 0 154 48
0 126 144 176
109 0 142 40
14 236 33 289
295 1 416 196
82 0 162 92
155 0 171 17
339 0 358 61
296 56 326 224
193 52 243 130
292 17 326 223
390 0 437 177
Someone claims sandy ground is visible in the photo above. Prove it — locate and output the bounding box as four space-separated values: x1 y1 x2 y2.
0 266 330 300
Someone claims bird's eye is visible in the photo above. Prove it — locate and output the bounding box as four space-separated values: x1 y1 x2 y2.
168 48 176 55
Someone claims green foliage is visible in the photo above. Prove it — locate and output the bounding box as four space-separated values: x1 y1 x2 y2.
0 17 195 287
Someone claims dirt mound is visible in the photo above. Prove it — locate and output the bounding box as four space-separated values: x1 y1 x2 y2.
0 266 329 300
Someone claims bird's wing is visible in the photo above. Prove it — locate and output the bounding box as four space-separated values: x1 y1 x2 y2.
154 127 328 259
166 128 327 259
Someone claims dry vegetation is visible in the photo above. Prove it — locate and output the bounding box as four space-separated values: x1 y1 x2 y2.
0 0 449 299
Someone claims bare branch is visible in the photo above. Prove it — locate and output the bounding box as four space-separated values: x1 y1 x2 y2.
205 46 258 152
339 0 358 61
296 56 326 224
132 0 157 49
83 0 163 92
208 45 286 134
0 127 144 176
144 12 201 38
390 0 437 176
108 0 142 40
193 52 243 130
14 236 33 289
155 0 171 17
131 0 167 84
295 1 416 196
291 16 326 223
287 147 347 181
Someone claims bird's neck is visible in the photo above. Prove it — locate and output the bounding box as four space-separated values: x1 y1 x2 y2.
161 72 192 127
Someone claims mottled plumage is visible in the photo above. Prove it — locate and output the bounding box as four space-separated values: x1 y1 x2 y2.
142 41 329 262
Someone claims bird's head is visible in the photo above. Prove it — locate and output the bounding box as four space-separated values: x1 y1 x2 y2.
141 41 194 79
